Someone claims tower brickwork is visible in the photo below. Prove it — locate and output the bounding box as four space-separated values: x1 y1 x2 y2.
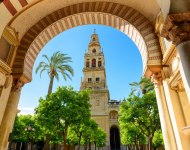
80 31 110 146
80 31 120 149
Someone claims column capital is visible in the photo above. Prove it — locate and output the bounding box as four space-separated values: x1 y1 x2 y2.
151 67 170 85
12 78 24 92
11 73 31 92
151 72 163 85
161 12 190 45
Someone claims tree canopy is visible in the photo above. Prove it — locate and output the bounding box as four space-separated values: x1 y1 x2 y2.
12 115 45 143
35 86 91 149
119 78 163 150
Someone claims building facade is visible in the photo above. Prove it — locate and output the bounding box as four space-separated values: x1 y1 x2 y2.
80 31 120 149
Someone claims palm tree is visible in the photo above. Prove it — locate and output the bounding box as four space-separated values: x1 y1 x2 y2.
129 77 154 95
36 51 74 95
35 51 74 150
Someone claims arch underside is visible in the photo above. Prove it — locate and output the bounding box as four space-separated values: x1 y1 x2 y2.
12 2 162 81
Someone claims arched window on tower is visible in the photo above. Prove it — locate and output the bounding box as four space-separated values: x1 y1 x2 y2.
98 61 102 67
92 59 96 67
86 61 89 67
92 49 96 53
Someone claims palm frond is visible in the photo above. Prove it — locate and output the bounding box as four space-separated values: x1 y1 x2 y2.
35 62 49 74
60 71 72 81
55 73 59 81
36 51 74 92
38 68 44 78
42 55 50 64
57 65 74 76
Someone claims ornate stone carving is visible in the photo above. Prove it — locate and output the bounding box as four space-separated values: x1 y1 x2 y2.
0 74 12 96
168 69 185 91
151 72 163 85
3 26 19 46
12 78 25 92
161 12 190 45
0 72 6 87
151 67 170 85
4 75 12 88
177 80 185 91
0 59 12 74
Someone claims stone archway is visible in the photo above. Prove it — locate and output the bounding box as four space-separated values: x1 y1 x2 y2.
0 0 190 150
11 2 163 82
0 1 172 149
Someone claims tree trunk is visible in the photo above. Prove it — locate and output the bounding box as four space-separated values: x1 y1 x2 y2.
63 130 67 150
68 144 70 150
149 136 153 150
89 140 91 150
84 145 87 150
48 75 54 94
137 140 140 150
77 133 82 150
44 134 50 150
55 143 59 150
94 142 96 150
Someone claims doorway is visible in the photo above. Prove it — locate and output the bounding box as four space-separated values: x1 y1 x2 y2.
110 126 120 150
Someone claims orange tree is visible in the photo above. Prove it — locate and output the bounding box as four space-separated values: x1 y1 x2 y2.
119 92 161 150
35 86 91 150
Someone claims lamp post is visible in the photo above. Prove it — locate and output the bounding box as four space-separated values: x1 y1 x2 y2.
25 125 34 150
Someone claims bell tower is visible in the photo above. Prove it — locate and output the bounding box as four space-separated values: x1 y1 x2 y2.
80 30 110 146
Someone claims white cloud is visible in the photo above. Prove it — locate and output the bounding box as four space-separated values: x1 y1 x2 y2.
18 107 35 115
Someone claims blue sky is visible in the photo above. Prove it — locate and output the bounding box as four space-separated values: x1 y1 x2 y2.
18 25 142 114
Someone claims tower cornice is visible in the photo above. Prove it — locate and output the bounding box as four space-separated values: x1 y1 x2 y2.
83 67 105 72
88 42 100 47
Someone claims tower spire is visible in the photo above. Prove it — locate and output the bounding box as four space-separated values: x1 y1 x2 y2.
94 29 96 34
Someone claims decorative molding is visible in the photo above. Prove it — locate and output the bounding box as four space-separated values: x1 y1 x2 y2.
83 67 105 72
168 69 180 86
2 26 19 46
4 75 12 88
168 69 184 91
0 59 12 74
182 126 190 135
177 80 185 91
162 44 176 65
161 66 170 79
155 11 164 35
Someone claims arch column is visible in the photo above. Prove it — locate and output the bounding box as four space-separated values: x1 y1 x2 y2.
161 12 190 102
178 43 190 102
161 11 190 144
162 79 190 150
0 26 19 126
0 61 12 126
0 77 25 149
154 82 177 150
